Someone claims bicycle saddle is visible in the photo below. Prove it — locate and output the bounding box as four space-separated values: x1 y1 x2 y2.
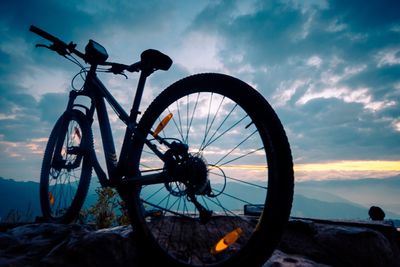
141 49 173 71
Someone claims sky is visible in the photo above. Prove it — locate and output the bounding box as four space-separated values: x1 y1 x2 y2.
0 0 399 182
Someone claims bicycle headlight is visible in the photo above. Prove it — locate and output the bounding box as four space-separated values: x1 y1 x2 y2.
85 39 109 65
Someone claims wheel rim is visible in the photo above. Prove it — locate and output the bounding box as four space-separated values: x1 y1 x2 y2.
137 92 270 265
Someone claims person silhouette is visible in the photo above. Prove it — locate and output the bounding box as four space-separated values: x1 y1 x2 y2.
368 206 385 221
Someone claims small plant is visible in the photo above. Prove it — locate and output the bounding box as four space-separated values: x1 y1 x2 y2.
80 187 130 229
2 209 23 223
1 203 33 223
117 200 130 226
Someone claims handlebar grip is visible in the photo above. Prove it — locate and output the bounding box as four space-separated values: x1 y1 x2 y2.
29 25 63 44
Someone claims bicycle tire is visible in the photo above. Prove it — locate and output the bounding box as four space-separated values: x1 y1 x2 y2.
40 109 93 223
126 73 294 267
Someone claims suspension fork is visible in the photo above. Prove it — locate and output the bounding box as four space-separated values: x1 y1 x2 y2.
51 90 94 171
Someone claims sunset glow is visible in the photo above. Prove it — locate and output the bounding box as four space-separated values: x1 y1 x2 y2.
220 160 400 172
294 160 400 181
212 161 400 182
295 160 400 172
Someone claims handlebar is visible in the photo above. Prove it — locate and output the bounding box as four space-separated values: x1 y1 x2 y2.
30 25 63 44
29 25 140 73
30 25 87 60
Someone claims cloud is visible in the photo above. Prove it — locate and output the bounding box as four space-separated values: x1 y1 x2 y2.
297 86 395 112
0 0 399 181
37 92 68 123
375 47 400 68
186 0 400 164
172 31 225 73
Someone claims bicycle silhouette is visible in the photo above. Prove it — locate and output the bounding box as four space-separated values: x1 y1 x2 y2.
30 25 294 267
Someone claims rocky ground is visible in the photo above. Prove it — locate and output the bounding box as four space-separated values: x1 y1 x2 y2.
0 218 399 267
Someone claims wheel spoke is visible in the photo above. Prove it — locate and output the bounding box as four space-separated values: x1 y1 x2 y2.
213 129 258 166
210 170 268 190
202 96 225 147
185 93 200 145
201 114 248 151
219 147 266 167
199 103 238 151
168 107 185 141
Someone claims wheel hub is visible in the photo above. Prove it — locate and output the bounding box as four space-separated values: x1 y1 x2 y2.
164 147 210 196
183 154 209 195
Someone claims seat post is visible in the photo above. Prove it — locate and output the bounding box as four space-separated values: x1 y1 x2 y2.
116 69 151 179
129 69 150 124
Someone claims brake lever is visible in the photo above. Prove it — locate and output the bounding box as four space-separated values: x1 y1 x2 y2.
35 43 69 57
107 64 128 79
106 69 128 79
118 72 128 79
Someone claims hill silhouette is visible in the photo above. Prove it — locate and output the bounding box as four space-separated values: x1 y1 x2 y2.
1 176 400 223
0 177 40 221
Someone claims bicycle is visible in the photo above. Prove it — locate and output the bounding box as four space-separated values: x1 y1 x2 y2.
30 25 294 267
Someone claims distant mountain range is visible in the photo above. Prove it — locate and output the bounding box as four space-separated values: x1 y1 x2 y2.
1 175 399 222
295 175 400 219
0 177 41 221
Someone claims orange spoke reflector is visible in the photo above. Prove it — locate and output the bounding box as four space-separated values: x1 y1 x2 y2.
48 192 55 206
211 227 243 254
152 113 173 138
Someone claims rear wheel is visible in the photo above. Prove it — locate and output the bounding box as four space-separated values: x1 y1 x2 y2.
40 110 92 223
127 73 294 266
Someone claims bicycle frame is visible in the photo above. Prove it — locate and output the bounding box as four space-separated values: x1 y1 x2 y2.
31 26 294 266
66 65 167 188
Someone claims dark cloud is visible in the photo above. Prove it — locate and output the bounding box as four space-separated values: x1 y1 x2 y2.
37 92 68 124
194 0 400 67
0 81 40 140
326 0 400 30
0 50 12 65
3 0 88 41
0 94 36 121
0 118 39 142
193 0 309 66
280 97 400 162
348 65 400 98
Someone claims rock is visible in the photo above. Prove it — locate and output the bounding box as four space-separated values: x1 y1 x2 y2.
0 223 140 267
0 219 399 267
264 250 332 267
278 219 400 267
42 225 139 267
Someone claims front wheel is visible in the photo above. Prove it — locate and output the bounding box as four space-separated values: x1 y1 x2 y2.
126 73 294 266
40 109 93 223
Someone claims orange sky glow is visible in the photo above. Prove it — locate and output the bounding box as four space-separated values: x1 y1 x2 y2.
213 160 400 182
294 160 400 181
